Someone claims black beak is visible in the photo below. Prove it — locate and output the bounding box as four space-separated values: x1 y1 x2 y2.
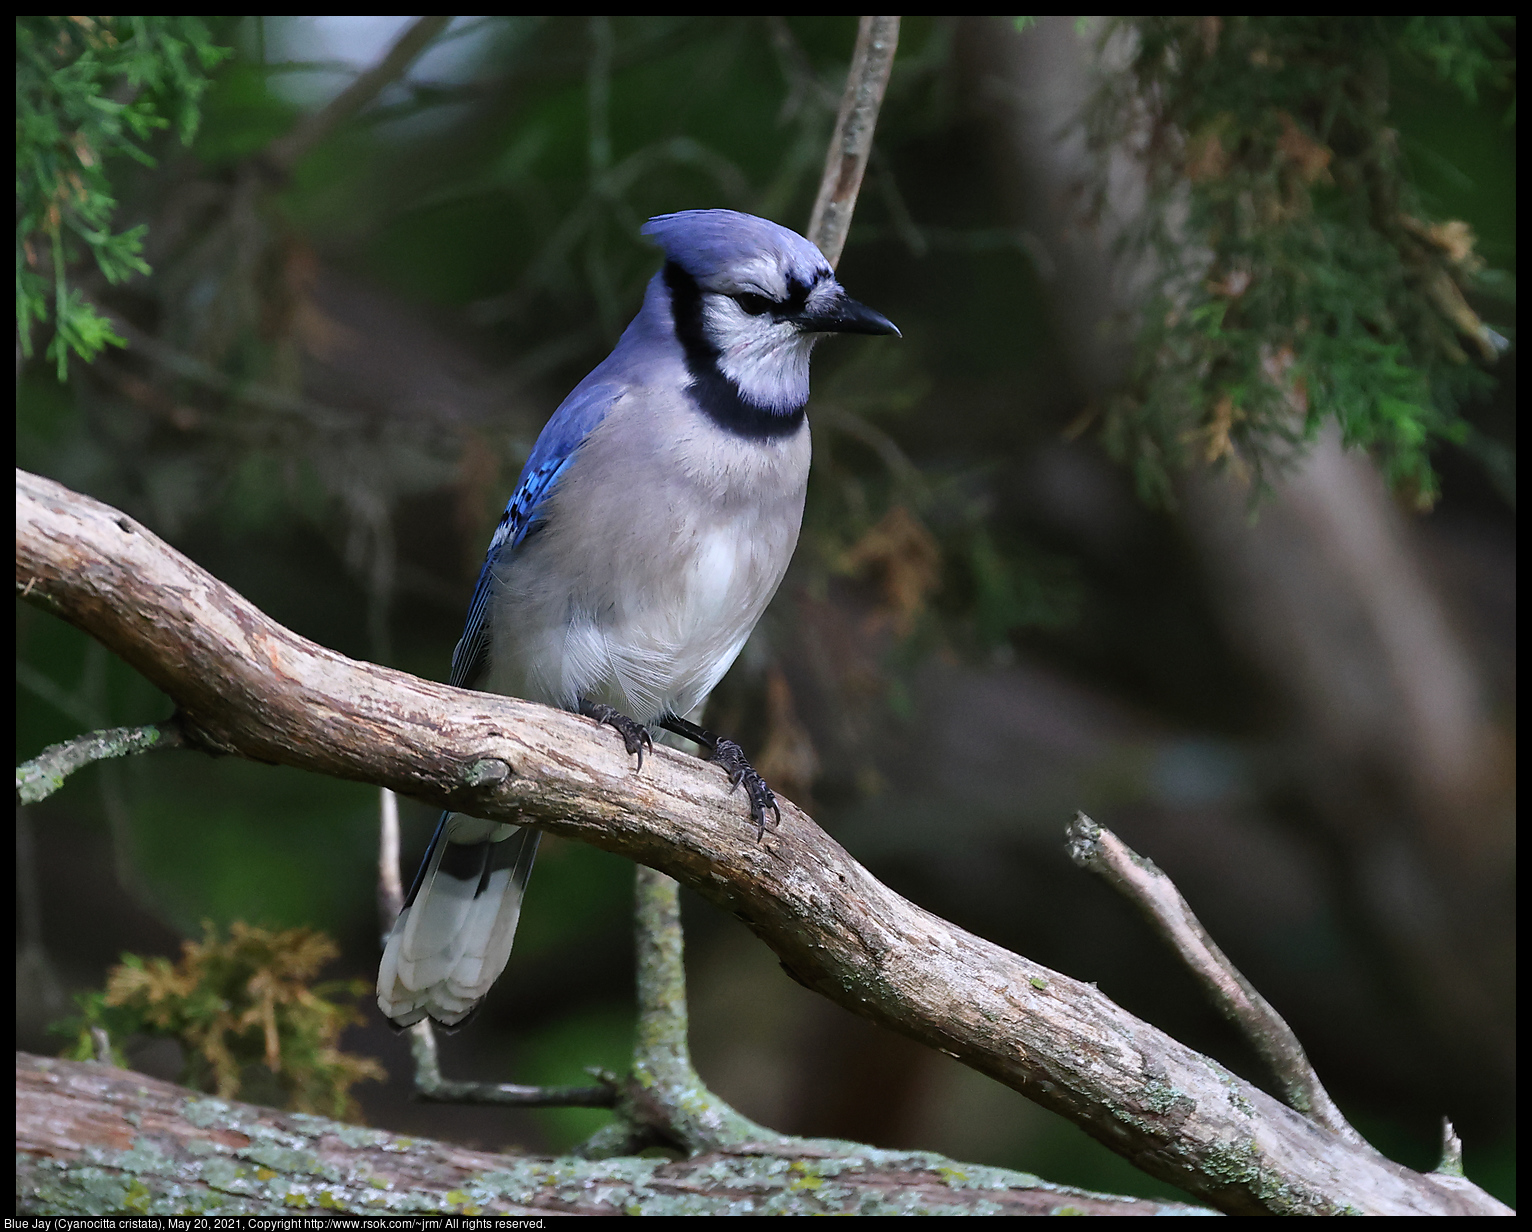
794 290 901 338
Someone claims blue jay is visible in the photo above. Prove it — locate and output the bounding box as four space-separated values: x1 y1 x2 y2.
377 210 898 1028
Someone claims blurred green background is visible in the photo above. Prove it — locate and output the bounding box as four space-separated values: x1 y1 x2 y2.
16 17 1515 1207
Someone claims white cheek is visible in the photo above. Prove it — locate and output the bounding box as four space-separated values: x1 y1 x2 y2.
702 298 771 351
723 319 797 366
703 305 816 411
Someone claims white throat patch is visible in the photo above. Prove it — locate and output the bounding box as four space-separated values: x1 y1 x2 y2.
701 295 819 411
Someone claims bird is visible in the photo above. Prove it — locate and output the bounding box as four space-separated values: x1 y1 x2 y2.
377 209 899 1029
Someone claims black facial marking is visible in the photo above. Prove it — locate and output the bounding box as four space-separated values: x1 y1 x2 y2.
733 291 773 316
663 261 807 441
781 275 814 317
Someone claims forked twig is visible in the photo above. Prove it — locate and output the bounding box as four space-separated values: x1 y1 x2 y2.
1065 811 1366 1146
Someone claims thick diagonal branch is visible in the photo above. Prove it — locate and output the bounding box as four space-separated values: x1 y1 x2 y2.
13 469 1509 1217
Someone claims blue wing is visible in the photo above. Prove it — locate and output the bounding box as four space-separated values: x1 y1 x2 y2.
448 381 623 690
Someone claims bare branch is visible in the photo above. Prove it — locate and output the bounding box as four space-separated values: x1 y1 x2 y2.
808 17 901 268
1437 1118 1466 1178
263 16 454 176
403 1020 614 1109
377 787 404 934
622 866 781 1153
13 469 1511 1216
88 1029 114 1067
1065 812 1363 1145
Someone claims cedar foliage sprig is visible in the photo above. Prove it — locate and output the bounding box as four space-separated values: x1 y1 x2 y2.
16 16 229 378
55 921 385 1121
1084 16 1514 507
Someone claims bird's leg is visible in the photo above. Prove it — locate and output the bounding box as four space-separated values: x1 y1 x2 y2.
658 714 781 841
579 699 654 770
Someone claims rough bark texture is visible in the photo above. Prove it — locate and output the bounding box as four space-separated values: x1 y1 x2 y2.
16 1054 1208 1216
14 469 1512 1217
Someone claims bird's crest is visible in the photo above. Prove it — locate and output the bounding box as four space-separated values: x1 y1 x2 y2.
642 210 831 296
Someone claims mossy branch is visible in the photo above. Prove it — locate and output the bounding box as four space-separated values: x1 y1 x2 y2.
17 1052 1213 1216
16 721 184 805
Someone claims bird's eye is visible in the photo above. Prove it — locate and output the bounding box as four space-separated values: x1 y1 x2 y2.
733 292 775 316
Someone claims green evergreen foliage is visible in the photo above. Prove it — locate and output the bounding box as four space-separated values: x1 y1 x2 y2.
15 16 228 378
1085 16 1514 507
54 921 385 1121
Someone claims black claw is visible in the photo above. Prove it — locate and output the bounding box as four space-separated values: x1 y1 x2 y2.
712 739 780 841
655 716 781 841
581 701 652 770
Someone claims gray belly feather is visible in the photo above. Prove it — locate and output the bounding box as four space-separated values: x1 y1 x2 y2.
488 394 810 723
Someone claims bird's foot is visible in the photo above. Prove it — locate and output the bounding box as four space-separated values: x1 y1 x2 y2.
655 714 780 841
580 700 653 770
711 739 781 841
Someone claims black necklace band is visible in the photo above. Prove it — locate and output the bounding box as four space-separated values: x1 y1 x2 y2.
662 261 808 441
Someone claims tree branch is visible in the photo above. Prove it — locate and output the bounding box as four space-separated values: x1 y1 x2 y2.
262 16 454 176
604 866 782 1155
16 720 184 805
808 16 901 268
16 1053 1209 1216
1065 812 1363 1145
13 469 1511 1216
377 787 404 934
402 1018 614 1109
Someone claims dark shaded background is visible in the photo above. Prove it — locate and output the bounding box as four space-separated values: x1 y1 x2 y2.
16 17 1515 1206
